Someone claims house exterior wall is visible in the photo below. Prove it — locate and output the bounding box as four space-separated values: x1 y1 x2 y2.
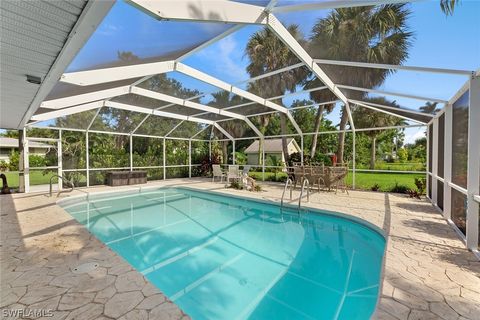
288 142 298 155
247 154 259 165
247 152 284 165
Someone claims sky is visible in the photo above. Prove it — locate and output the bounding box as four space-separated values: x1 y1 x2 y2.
58 0 480 144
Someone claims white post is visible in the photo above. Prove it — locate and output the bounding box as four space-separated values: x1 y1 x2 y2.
466 75 479 250
86 132 90 187
209 140 212 162
232 140 236 165
432 117 439 206
129 135 133 172
352 131 356 189
262 138 265 181
23 130 30 193
426 123 431 198
58 130 63 190
443 104 453 220
300 135 304 165
188 139 192 178
163 138 166 180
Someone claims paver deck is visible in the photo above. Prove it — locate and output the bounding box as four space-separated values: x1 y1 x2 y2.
1 178 479 319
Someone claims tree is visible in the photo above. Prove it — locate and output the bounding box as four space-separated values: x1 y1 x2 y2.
0 130 18 138
209 91 248 163
397 148 408 162
309 102 335 157
419 102 440 114
308 4 413 162
440 0 460 15
245 25 308 164
352 98 406 169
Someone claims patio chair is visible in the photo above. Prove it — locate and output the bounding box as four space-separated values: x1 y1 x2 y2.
212 165 226 183
227 165 240 183
241 165 251 177
308 164 326 192
328 165 349 194
292 165 305 189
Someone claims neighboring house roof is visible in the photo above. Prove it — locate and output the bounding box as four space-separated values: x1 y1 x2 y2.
0 137 51 149
244 138 300 154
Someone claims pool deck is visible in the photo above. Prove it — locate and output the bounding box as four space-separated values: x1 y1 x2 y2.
1 178 479 320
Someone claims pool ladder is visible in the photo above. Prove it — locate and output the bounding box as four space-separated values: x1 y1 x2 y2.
280 178 310 214
299 179 310 211
49 174 75 197
280 178 293 212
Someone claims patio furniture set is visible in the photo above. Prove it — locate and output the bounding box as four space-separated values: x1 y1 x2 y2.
211 163 348 194
288 163 349 194
212 165 257 190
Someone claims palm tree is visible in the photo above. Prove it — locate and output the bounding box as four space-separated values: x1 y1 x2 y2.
309 101 335 157
245 25 308 164
352 97 406 169
210 91 247 162
440 0 460 15
419 102 440 114
308 4 413 163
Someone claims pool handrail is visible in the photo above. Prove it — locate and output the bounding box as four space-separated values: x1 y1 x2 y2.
299 178 310 211
280 178 293 212
50 174 75 197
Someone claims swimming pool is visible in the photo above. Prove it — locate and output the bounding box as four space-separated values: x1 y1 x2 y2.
60 187 386 320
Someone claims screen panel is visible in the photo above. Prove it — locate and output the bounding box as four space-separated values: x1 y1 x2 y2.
451 91 469 189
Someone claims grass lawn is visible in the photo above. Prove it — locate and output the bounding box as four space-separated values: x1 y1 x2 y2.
248 171 424 193
345 172 424 192
1 171 57 188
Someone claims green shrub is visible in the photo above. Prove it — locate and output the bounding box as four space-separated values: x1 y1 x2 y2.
390 182 409 194
288 152 310 166
8 151 19 171
29 155 47 168
0 160 8 171
414 177 426 195
230 180 243 190
234 152 247 165
312 153 332 166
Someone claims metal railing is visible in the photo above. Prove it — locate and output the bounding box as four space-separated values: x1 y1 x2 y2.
280 178 293 212
298 178 310 211
50 175 75 197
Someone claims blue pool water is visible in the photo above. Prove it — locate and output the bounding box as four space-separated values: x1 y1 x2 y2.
60 187 385 320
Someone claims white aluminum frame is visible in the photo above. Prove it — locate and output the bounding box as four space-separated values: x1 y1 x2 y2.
17 0 479 256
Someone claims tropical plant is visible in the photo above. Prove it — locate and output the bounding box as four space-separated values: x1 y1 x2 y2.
0 160 8 171
309 102 336 157
440 0 460 15
209 91 248 162
266 155 283 180
414 177 426 194
419 102 440 114
245 25 309 164
308 4 413 163
390 182 409 194
352 98 406 169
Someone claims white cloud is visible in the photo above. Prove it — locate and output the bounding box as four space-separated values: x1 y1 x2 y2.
98 24 120 36
199 35 249 83
404 128 425 145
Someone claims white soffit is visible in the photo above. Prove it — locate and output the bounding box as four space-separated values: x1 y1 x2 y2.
0 0 114 129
